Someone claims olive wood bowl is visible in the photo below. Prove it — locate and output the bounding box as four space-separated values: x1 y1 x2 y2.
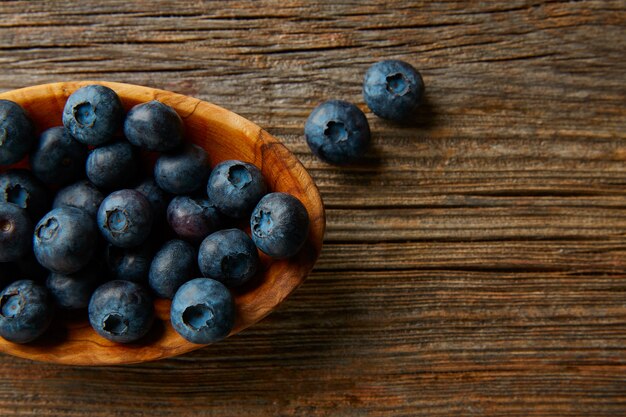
0 81 325 365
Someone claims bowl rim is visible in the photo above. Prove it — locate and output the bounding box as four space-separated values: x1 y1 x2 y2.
0 81 326 365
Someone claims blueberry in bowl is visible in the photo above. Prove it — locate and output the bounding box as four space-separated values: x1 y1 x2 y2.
0 81 324 365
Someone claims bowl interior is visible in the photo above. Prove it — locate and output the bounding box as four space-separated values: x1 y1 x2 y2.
0 81 325 365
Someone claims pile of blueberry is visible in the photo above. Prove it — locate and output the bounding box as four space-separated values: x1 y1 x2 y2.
0 84 310 345
305 59 424 164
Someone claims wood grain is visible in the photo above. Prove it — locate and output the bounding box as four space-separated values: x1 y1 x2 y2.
0 0 625 415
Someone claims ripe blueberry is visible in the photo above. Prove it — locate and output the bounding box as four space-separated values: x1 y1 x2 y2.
124 100 183 152
148 239 197 299
53 180 104 219
0 202 32 262
198 229 258 288
88 280 154 343
250 192 309 259
97 189 153 248
170 278 235 344
207 160 267 219
46 263 100 310
304 100 370 165
104 242 154 284
167 196 224 243
30 126 88 185
0 100 35 165
0 169 51 222
0 280 53 343
86 140 138 190
34 206 97 274
154 144 210 195
363 59 424 122
63 85 123 146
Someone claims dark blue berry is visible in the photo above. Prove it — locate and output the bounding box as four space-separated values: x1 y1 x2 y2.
124 100 183 152
250 192 309 259
154 144 210 195
97 189 153 248
0 202 32 262
198 229 258 288
170 278 234 344
62 85 123 146
0 169 50 221
34 206 97 274
86 141 138 190
148 240 197 299
0 100 35 165
167 196 224 243
0 280 53 343
134 178 171 219
363 59 424 122
88 280 154 343
53 180 104 219
46 264 99 310
104 242 153 284
30 126 88 185
304 100 370 165
207 160 267 219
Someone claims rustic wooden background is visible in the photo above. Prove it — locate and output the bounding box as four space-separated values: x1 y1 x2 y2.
1 1 625 415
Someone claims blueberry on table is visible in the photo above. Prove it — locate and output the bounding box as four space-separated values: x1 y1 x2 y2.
170 278 235 344
30 126 88 186
88 280 154 343
250 192 309 259
154 144 210 195
148 239 197 299
0 202 32 262
363 59 424 122
134 178 171 218
198 229 258 288
0 280 53 343
207 160 267 219
34 206 97 274
62 84 123 146
167 196 224 243
0 169 50 221
97 189 153 248
124 100 184 152
53 180 104 219
46 264 100 310
105 242 154 284
304 100 370 165
0 99 35 166
86 140 138 190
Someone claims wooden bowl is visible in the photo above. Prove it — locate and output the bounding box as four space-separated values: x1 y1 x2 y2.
0 81 325 365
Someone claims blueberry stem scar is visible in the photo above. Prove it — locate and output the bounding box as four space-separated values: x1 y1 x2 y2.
183 304 215 331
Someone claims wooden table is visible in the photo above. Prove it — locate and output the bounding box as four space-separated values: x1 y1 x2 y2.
1 1 625 415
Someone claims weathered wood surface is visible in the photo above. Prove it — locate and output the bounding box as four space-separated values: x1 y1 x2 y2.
1 0 625 415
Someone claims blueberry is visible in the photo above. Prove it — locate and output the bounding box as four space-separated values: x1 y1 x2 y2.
363 59 424 122
198 229 258 288
0 280 53 343
46 264 99 310
30 126 88 185
0 202 32 262
170 278 234 344
88 280 154 343
207 160 267 219
34 207 97 274
124 100 183 152
167 196 224 243
250 192 309 259
53 180 104 219
304 100 370 165
104 242 153 284
148 240 197 299
134 178 171 218
97 189 153 248
62 85 123 146
0 169 50 221
0 100 35 165
86 140 138 190
154 144 210 195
